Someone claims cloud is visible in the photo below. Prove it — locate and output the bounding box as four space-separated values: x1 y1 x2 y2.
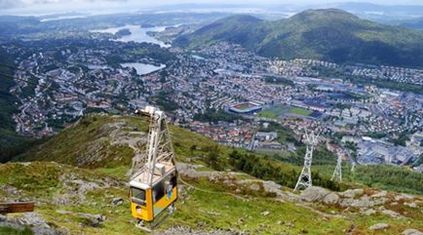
1 0 423 12
0 0 24 9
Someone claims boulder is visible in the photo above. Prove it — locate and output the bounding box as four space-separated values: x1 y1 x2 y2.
361 209 376 216
402 229 423 235
350 196 374 208
371 191 387 198
369 223 390 231
79 213 106 227
404 202 418 208
340 189 364 198
323 192 340 205
112 197 124 206
249 183 261 191
300 187 331 202
261 211 270 216
381 209 401 218
340 197 374 208
395 194 415 201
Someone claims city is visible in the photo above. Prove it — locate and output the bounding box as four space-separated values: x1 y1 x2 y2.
5 29 423 173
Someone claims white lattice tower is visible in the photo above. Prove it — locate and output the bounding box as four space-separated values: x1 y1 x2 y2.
331 155 343 182
130 106 176 185
294 129 319 191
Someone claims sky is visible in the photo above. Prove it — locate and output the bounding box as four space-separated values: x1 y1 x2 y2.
1 0 423 15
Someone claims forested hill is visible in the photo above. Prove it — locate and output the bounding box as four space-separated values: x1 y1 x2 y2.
175 9 423 67
0 49 35 163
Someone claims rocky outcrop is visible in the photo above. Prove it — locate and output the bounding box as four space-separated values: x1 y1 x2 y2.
161 226 241 235
402 229 423 235
369 223 390 231
0 212 68 235
300 187 331 202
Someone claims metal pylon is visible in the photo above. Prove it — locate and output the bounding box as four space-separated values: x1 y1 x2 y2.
294 129 319 191
331 155 342 182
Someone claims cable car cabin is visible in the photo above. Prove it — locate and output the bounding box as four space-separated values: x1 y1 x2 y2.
129 162 178 224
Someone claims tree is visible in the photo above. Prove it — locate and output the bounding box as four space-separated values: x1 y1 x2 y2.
206 145 222 170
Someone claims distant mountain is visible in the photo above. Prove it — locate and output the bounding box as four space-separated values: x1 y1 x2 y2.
402 17 423 30
175 9 423 67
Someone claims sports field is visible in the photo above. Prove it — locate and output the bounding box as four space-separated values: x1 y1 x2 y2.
289 107 313 116
258 105 312 119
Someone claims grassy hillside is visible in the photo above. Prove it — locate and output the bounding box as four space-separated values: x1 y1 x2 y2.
18 114 423 194
2 114 423 234
175 9 423 67
0 161 422 234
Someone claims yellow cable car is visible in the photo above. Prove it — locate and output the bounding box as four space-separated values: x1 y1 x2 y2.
129 106 178 231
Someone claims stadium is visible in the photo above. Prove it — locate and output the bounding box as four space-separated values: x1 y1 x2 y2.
229 101 263 114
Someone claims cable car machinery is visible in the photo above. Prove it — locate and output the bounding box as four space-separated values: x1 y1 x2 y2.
129 106 178 232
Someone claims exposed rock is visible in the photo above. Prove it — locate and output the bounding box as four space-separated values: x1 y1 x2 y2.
381 209 401 218
112 197 124 206
5 212 67 235
371 191 387 198
351 197 374 208
340 189 364 198
340 197 374 208
0 214 6 222
249 183 261 191
300 187 330 202
161 226 240 235
402 229 423 235
361 209 376 216
261 211 270 216
80 213 106 227
0 185 21 195
404 202 418 208
372 197 387 206
323 192 340 205
369 223 390 231
395 194 415 201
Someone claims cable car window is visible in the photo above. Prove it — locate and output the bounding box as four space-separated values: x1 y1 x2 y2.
131 187 146 201
153 182 165 203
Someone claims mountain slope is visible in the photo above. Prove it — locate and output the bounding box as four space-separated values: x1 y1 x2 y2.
175 9 423 67
0 49 36 163
402 17 423 30
3 114 423 234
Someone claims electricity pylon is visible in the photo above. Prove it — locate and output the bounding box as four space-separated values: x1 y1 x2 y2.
331 155 342 182
294 129 319 191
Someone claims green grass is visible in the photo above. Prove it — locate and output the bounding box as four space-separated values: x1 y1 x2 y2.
0 226 33 235
258 105 313 119
289 107 313 116
6 114 423 234
1 160 423 234
258 105 288 119
258 110 279 119
167 180 349 234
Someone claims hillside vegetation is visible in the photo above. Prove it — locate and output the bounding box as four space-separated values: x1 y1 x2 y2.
1 114 423 234
175 9 423 67
18 114 423 195
0 50 36 163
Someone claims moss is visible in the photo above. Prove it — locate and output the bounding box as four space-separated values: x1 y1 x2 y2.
0 162 61 196
0 226 33 235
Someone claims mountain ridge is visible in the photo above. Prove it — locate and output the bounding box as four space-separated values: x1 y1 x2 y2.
175 9 423 67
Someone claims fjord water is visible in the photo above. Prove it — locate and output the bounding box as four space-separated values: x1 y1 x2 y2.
90 24 171 48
